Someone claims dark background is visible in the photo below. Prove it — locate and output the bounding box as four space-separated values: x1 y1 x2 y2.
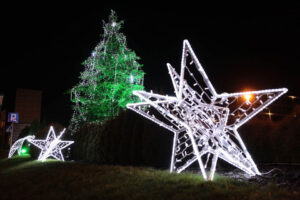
1 3 299 126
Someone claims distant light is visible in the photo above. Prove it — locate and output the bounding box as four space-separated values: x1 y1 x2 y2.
289 96 297 100
112 22 117 27
91 51 96 56
264 110 274 120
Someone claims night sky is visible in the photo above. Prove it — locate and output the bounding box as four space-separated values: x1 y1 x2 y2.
1 4 299 125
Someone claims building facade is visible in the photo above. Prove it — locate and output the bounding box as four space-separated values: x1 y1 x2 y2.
11 89 42 143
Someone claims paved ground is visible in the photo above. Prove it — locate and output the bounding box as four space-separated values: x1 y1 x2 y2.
219 164 300 192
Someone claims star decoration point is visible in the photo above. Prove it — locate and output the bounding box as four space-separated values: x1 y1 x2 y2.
127 40 287 181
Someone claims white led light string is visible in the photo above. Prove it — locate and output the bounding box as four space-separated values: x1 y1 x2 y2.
127 40 287 180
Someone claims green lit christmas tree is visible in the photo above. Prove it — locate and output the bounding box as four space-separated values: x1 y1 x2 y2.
70 10 144 131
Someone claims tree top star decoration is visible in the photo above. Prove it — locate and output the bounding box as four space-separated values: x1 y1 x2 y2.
8 135 35 158
127 40 287 181
28 126 74 162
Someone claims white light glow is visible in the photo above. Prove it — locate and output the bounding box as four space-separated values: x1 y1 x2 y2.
127 40 287 181
8 135 35 158
28 126 74 162
130 74 134 83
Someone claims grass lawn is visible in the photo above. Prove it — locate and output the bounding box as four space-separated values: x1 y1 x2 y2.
0 155 298 200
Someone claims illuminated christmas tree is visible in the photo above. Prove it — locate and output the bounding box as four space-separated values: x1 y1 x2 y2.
70 10 144 131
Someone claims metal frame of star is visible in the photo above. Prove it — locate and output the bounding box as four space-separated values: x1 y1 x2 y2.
28 126 74 162
127 40 287 181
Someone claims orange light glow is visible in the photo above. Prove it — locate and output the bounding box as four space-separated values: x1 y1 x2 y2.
289 96 297 100
244 94 252 102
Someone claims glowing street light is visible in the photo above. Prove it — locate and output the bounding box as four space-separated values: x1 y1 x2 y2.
243 94 252 104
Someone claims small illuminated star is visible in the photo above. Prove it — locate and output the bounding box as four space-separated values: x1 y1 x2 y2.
28 126 74 162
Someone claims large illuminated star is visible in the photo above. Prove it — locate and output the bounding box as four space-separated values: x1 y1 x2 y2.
28 126 74 162
127 40 287 180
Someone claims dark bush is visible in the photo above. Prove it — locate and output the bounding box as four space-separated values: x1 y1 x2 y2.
72 110 173 168
240 105 300 164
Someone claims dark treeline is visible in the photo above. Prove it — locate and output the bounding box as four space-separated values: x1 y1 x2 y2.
241 105 300 164
72 110 173 169
71 105 300 169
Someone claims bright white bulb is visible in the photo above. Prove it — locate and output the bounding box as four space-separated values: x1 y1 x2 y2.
130 74 134 83
244 94 252 104
112 22 117 27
